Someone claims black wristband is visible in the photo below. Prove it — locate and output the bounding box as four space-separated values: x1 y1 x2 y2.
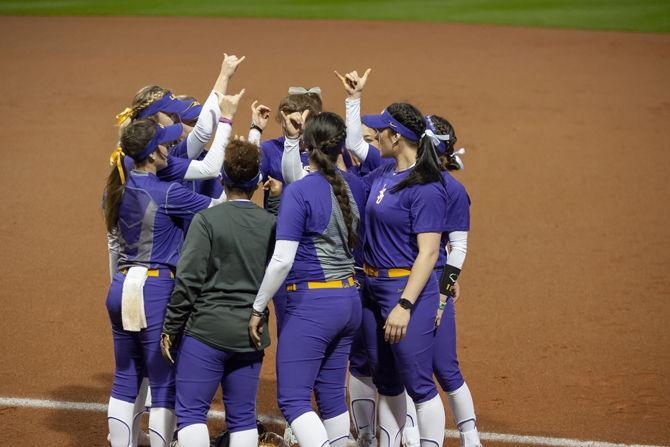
251 308 265 318
250 123 263 133
439 264 461 296
398 298 414 311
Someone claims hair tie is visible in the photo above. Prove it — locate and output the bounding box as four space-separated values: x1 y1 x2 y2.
451 147 466 170
422 128 450 150
109 146 126 184
115 107 133 125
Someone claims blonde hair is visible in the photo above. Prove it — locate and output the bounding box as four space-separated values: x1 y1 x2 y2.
116 85 168 127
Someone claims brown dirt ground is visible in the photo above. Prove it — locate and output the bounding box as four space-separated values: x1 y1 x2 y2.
0 16 669 446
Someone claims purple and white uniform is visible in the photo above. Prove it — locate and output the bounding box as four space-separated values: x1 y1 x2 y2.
253 171 366 447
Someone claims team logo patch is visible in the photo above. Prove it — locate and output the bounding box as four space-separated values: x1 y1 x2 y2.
376 184 387 204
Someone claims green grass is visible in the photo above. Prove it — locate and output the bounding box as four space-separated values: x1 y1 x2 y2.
0 0 668 33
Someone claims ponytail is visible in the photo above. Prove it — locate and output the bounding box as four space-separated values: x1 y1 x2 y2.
104 161 126 232
303 112 358 251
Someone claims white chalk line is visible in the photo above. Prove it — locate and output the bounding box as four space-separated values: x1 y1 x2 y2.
0 396 666 447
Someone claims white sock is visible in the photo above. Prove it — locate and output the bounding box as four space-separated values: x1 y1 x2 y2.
149 407 176 447
133 379 150 446
323 411 350 447
290 411 330 447
459 429 482 447
230 428 259 447
402 391 420 447
416 395 445 447
349 375 377 439
378 394 405 447
108 397 136 447
178 423 209 447
446 383 477 433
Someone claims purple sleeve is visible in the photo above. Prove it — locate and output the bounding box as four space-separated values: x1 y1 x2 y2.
157 155 189 183
445 188 471 232
276 183 307 242
410 183 448 234
360 145 383 172
168 139 189 159
163 182 211 219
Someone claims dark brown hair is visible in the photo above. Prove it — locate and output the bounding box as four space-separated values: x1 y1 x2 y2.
428 115 460 171
104 120 157 232
387 103 443 192
302 112 358 250
222 139 261 196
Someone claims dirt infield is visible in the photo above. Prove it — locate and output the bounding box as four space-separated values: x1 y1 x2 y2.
0 16 668 446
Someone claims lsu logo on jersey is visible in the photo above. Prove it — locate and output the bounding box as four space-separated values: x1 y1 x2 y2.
376 183 387 205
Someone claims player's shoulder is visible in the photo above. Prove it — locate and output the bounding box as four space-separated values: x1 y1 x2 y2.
260 136 284 153
441 171 469 199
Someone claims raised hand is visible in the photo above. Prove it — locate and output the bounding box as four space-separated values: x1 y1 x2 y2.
251 100 272 131
220 53 246 79
280 109 310 139
218 88 246 120
334 68 372 99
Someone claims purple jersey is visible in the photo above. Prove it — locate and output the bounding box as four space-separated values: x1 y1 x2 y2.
363 164 447 268
117 171 211 270
276 172 366 283
436 171 471 267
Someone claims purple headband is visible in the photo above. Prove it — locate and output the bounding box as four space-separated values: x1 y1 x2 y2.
135 124 183 161
136 91 194 119
361 109 419 142
179 101 202 121
221 166 262 191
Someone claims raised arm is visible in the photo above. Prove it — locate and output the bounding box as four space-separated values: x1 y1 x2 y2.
280 109 310 184
185 54 246 159
335 68 372 162
184 89 245 180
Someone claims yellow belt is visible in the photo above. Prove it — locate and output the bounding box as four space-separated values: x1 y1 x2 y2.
363 264 412 278
120 268 175 279
286 276 355 292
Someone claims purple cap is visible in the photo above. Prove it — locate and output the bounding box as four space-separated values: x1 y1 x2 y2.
135 123 183 160
136 91 193 119
361 109 419 142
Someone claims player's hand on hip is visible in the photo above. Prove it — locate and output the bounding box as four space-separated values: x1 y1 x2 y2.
160 333 175 364
334 68 371 100
219 88 246 120
251 101 272 131
220 53 246 79
248 314 265 349
384 304 410 344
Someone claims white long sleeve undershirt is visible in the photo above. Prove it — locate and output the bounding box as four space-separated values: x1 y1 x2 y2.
184 122 231 180
185 91 220 159
445 231 468 270
253 240 299 312
281 136 308 184
345 97 369 162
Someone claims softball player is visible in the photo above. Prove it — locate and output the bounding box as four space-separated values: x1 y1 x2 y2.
249 112 366 447
160 138 276 447
353 101 449 447
104 98 240 446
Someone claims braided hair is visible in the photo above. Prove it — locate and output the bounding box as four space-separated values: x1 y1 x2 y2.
104 120 158 232
427 115 460 171
302 112 358 250
387 103 443 192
